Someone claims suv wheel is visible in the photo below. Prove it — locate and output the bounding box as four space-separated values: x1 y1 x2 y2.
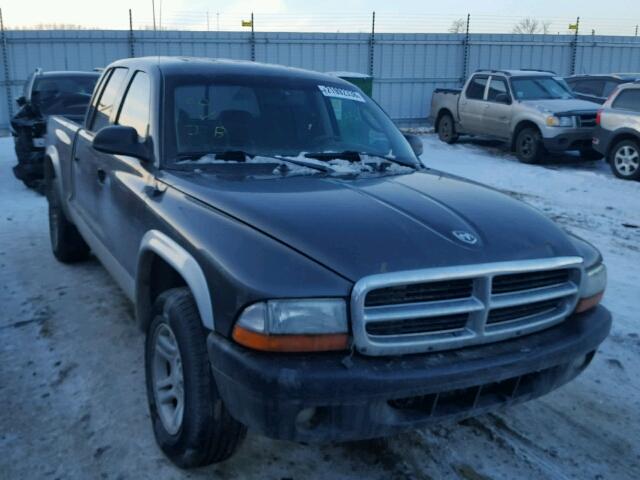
47 183 91 263
610 140 640 180
437 113 458 144
145 288 246 468
515 128 545 164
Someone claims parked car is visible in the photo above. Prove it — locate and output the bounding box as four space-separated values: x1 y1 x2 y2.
593 81 640 180
45 57 610 468
11 68 99 190
565 73 640 104
431 69 602 163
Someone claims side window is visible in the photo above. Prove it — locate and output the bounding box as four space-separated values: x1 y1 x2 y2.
487 77 509 102
612 90 640 112
117 72 151 139
574 79 604 97
602 81 620 98
90 67 129 132
465 76 488 100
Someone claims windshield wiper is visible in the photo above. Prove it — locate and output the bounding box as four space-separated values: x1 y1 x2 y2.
305 150 416 169
174 150 333 173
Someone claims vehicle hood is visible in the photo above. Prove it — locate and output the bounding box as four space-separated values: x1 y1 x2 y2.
165 170 579 281
522 98 599 114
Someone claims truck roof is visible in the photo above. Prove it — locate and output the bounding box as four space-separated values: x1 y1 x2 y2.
474 69 556 77
108 56 355 86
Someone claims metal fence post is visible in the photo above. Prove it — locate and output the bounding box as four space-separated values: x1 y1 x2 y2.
461 13 471 85
0 8 13 119
250 12 255 61
368 11 376 77
570 16 580 75
128 9 135 58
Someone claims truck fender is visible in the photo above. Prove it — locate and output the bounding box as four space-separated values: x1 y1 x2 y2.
44 144 63 199
137 230 215 330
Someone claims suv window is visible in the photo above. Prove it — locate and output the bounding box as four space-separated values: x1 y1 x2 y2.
573 79 605 97
117 72 151 138
90 67 129 132
612 89 640 112
603 81 620 98
487 77 509 102
465 76 488 100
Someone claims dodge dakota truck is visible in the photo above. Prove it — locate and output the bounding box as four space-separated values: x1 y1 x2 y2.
431 69 602 163
45 57 611 468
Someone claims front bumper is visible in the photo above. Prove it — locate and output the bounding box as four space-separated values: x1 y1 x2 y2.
207 306 610 442
542 129 595 153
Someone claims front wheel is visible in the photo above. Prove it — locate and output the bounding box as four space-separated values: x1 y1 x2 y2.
145 288 246 468
515 128 545 164
437 113 458 144
609 140 640 180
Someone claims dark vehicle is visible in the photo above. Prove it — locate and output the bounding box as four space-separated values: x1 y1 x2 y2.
593 81 640 180
45 57 610 468
565 73 640 104
11 69 99 189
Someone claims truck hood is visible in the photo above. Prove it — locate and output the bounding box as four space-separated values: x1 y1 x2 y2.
522 98 599 113
166 170 579 281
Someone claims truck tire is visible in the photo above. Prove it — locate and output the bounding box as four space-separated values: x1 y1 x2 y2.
437 113 458 144
47 184 91 263
609 139 640 180
145 288 247 468
515 127 545 164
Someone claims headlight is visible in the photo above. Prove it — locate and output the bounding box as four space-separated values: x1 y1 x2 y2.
232 299 349 352
545 115 573 127
576 262 607 313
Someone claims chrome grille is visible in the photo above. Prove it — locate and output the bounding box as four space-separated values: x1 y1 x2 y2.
350 257 583 356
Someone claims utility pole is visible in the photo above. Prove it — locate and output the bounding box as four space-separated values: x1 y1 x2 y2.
250 12 255 61
368 11 375 77
158 0 162 31
461 13 471 85
636 24 638 36
128 9 135 57
570 16 580 76
152 0 156 31
0 7 13 118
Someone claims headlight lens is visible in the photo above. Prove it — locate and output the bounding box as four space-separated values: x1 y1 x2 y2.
576 262 607 313
546 115 573 127
232 299 349 352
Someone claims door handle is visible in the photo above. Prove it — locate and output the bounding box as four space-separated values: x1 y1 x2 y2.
97 168 106 184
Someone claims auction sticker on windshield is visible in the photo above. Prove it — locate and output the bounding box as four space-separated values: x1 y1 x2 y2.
318 85 365 103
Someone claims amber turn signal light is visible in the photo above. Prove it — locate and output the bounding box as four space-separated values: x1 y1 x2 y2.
575 292 604 314
232 325 349 353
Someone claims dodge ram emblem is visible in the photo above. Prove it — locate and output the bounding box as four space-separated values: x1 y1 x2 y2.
452 230 478 245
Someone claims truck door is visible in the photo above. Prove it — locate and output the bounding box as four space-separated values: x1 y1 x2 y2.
458 75 489 134
71 67 129 240
99 70 153 277
483 76 512 139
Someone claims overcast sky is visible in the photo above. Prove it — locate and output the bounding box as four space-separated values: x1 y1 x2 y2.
3 0 637 35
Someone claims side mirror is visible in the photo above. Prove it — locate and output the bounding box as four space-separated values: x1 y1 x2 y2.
93 125 151 162
16 96 26 107
495 93 511 104
403 133 423 157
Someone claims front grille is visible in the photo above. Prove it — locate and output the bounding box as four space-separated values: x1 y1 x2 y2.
492 269 570 294
577 114 597 128
351 257 583 356
487 299 562 325
366 314 468 336
365 279 473 307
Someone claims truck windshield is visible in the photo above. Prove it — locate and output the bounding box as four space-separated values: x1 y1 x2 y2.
32 75 99 116
511 77 574 101
164 76 417 168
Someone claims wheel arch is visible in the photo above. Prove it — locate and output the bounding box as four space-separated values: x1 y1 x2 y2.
136 230 214 332
435 108 454 129
606 131 640 159
511 120 541 151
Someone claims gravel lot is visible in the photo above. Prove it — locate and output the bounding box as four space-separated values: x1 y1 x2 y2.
1 135 639 480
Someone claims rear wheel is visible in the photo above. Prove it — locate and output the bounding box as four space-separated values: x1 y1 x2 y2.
609 140 640 180
515 127 545 164
145 288 246 468
47 183 90 263
437 113 458 144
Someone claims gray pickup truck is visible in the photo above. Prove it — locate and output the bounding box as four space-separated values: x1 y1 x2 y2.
44 57 610 468
431 69 602 163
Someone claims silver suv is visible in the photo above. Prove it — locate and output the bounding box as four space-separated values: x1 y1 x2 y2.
431 70 602 163
593 82 640 180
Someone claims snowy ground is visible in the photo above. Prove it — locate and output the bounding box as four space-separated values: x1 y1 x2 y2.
1 134 639 480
